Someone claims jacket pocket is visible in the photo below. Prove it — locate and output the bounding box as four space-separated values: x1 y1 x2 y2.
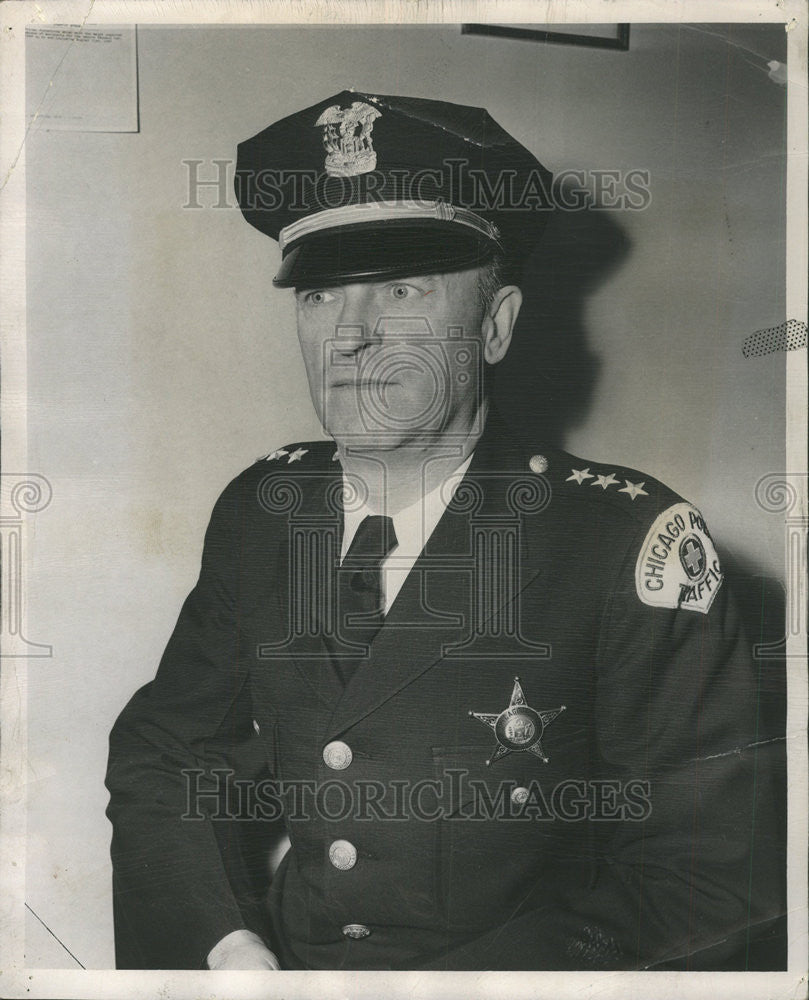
430 745 559 931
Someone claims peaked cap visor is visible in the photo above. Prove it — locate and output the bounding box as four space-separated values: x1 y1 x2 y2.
273 220 498 288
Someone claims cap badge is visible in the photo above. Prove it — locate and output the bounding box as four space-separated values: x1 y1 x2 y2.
468 677 566 766
314 101 382 177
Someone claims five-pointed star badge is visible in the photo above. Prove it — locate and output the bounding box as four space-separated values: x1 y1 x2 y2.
618 479 649 500
591 472 619 490
287 447 308 463
469 677 566 766
265 448 289 461
566 467 594 485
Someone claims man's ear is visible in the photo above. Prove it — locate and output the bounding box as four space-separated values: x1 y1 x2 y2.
481 285 523 365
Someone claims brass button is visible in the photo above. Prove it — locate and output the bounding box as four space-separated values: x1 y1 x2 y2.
529 455 549 475
323 740 353 770
252 719 260 735
342 923 371 939
511 786 530 807
328 839 357 871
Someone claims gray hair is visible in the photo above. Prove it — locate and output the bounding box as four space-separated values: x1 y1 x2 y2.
477 252 509 313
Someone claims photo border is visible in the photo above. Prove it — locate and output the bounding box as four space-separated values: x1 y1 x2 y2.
1 1 805 997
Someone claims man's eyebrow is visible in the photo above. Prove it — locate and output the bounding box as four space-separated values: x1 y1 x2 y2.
396 273 440 284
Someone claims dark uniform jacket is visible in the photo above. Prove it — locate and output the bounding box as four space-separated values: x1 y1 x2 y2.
105 413 783 971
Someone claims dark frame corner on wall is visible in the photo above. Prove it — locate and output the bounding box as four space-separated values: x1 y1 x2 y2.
461 23 630 52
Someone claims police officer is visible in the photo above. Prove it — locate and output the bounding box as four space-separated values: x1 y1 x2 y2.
105 91 783 971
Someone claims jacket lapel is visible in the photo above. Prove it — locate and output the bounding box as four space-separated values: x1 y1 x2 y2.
264 465 346 710
324 413 548 739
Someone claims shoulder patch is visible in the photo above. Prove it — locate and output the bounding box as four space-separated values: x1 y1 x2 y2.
634 502 723 614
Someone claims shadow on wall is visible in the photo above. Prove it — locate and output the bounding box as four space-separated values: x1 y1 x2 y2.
496 197 787 969
494 198 631 447
724 554 788 969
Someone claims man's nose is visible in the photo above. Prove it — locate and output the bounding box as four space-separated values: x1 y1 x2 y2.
331 285 380 355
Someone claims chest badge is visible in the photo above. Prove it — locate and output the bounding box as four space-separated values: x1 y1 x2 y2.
469 677 565 766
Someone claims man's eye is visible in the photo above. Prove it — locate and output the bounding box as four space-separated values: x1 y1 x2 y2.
302 289 336 305
390 284 415 300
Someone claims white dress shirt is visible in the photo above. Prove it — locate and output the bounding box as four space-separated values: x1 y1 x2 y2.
340 454 474 615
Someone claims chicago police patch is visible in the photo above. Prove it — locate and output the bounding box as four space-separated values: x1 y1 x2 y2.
634 503 723 613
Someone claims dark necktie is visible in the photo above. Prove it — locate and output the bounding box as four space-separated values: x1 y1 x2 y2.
328 514 398 686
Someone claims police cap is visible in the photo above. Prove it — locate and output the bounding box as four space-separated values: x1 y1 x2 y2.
235 91 553 288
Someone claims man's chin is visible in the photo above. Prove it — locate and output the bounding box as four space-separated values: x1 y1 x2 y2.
320 399 465 454
320 402 416 452
327 426 410 453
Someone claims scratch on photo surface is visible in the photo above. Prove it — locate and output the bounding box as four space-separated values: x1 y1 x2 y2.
695 736 786 764
24 902 86 968
679 22 789 80
1 0 97 192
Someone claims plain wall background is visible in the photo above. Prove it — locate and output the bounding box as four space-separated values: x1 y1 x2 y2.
24 23 787 968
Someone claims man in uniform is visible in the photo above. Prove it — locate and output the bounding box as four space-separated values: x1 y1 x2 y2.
106 91 783 971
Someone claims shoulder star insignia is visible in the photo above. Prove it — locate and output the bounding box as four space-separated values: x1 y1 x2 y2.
287 448 308 463
332 450 340 462
618 479 648 500
265 448 289 461
566 467 594 485
468 677 566 766
592 472 619 490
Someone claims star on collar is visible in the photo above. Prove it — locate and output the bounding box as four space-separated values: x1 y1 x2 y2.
287 447 308 463
265 448 289 461
618 479 648 500
591 472 619 490
566 467 594 485
469 677 566 766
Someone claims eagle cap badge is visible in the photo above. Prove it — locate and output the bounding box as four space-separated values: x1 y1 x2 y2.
315 100 382 177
